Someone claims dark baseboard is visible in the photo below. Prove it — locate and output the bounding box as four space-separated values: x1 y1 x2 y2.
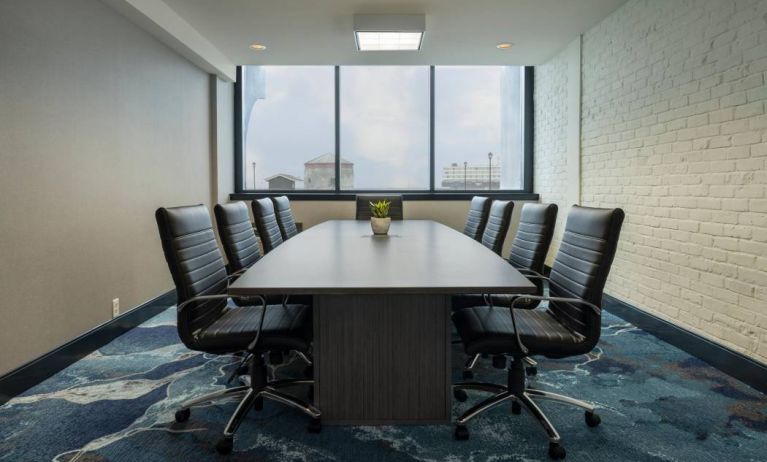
0 290 176 405
602 294 767 395
543 265 765 393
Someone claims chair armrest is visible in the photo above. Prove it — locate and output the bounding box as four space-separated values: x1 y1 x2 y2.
505 295 600 356
513 267 545 278
176 294 231 314
245 295 268 351
177 294 268 351
225 267 249 289
510 295 601 315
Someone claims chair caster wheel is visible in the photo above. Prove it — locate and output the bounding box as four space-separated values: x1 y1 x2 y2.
216 437 233 454
453 388 468 402
511 401 521 415
254 396 264 411
174 408 190 423
304 365 314 378
462 370 474 380
454 425 469 441
585 411 601 427
526 366 538 376
307 418 322 433
548 442 566 459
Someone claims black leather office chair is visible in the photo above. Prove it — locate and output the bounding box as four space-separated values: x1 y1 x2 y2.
214 201 313 332
451 205 624 460
480 200 514 254
214 202 262 274
271 196 299 240
251 198 284 253
463 196 492 241
453 203 558 377
454 203 558 311
355 194 404 220
156 204 320 454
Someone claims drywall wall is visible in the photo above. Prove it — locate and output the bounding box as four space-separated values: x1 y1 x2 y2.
0 0 215 374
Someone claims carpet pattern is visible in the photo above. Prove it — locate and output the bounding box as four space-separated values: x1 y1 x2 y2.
0 306 765 462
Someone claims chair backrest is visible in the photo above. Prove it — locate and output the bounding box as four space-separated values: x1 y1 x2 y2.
355 194 404 220
508 203 558 296
214 202 262 273
548 205 624 346
463 196 492 241
480 200 514 255
271 195 298 240
155 205 228 349
251 198 284 253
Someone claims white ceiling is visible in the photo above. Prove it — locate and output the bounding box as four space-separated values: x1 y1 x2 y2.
160 0 627 66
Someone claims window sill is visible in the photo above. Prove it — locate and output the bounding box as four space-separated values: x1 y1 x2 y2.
229 192 539 201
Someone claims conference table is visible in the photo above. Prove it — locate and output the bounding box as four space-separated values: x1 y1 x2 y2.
229 219 535 425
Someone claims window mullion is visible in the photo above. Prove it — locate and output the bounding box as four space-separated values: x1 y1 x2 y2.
429 65 435 192
335 66 341 192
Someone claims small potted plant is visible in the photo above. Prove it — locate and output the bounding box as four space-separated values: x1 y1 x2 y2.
369 200 392 235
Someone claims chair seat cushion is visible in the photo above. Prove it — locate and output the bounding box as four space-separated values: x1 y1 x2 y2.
451 294 539 311
453 306 585 357
197 303 312 353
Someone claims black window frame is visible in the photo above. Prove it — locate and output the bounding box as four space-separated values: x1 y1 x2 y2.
232 65 536 201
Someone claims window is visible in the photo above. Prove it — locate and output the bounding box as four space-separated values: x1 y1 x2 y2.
241 66 335 190
340 66 430 190
236 65 531 196
435 66 525 190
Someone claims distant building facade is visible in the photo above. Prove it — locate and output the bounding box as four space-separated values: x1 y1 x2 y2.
441 160 501 190
304 153 354 190
265 173 302 190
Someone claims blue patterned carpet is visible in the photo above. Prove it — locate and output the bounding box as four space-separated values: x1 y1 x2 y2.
1 306 765 462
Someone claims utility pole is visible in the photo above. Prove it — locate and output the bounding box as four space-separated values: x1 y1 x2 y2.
464 161 468 191
252 162 257 189
487 152 493 190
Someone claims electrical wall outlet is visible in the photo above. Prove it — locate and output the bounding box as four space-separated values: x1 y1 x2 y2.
112 298 120 317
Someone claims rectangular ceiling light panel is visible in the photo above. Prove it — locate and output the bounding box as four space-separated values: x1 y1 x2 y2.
353 15 425 51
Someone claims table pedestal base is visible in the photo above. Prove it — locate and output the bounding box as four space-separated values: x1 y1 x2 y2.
313 294 451 425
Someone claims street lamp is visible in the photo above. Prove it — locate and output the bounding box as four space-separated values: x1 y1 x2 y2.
464 161 468 191
487 152 493 190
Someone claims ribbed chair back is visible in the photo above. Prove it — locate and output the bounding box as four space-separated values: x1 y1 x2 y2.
251 198 284 253
548 205 625 347
155 205 229 349
271 196 299 240
480 200 514 254
463 196 492 241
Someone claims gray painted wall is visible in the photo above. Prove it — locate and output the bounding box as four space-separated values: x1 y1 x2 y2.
0 0 215 374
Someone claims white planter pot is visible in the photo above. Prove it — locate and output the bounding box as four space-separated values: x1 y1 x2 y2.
370 217 391 235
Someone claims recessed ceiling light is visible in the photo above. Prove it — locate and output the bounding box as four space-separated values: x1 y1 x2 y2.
249 43 267 51
353 15 425 51
496 42 514 50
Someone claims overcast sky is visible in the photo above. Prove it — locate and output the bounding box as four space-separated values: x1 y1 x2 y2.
243 66 519 190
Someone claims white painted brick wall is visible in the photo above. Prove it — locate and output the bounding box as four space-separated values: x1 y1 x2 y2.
574 0 767 362
534 49 569 262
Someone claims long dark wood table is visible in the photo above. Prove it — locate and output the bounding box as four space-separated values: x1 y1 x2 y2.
229 219 535 425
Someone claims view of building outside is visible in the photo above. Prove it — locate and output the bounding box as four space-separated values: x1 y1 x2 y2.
241 65 524 191
435 66 524 190
339 66 430 190
241 66 336 190
303 153 353 189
